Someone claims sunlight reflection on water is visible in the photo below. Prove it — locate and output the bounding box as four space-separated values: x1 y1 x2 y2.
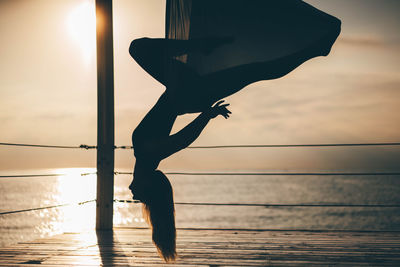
0 168 98 246
53 168 97 233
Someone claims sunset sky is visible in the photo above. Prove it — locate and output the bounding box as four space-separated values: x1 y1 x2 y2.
0 0 399 172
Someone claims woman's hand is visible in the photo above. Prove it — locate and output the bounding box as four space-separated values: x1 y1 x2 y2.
206 100 231 119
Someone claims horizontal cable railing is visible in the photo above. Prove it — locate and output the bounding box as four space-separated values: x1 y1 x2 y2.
0 174 70 178
114 199 400 208
2 141 400 150
2 171 400 179
115 142 400 149
0 172 96 179
3 198 398 217
115 171 400 176
0 199 96 216
0 142 96 149
163 227 400 232
185 142 400 149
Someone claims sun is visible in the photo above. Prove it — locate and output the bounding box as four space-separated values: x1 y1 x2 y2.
67 1 96 65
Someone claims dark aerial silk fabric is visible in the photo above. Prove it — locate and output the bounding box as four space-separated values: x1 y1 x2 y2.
166 0 341 76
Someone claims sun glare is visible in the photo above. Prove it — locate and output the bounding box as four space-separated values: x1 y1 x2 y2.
55 168 97 231
67 1 96 65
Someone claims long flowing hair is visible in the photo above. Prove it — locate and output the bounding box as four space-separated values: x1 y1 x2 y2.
141 170 176 262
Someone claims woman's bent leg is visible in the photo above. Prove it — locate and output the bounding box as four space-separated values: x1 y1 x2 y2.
129 38 201 90
129 37 233 89
200 49 318 103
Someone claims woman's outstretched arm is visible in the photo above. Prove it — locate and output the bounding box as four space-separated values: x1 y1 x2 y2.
157 101 231 160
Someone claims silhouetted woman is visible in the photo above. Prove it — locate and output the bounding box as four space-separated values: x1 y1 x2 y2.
128 34 334 262
129 1 340 262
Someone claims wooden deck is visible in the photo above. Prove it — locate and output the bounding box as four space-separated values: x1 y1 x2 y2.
0 227 399 266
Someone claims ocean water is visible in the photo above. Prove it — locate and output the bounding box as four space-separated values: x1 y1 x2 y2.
1 168 400 247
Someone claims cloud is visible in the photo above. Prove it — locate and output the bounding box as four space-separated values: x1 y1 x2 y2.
337 35 387 48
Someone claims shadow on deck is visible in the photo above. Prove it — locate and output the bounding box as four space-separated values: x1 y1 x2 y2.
0 227 399 266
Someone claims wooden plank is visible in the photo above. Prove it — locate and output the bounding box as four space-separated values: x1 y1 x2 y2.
0 228 399 266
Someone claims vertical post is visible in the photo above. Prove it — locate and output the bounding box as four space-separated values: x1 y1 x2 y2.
95 0 114 230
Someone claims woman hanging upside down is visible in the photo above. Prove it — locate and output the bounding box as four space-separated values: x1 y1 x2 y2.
127 33 333 261
128 0 340 262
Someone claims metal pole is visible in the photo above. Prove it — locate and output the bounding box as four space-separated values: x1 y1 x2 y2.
95 0 114 230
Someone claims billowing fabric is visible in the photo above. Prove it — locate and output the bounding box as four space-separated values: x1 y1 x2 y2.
166 0 341 76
